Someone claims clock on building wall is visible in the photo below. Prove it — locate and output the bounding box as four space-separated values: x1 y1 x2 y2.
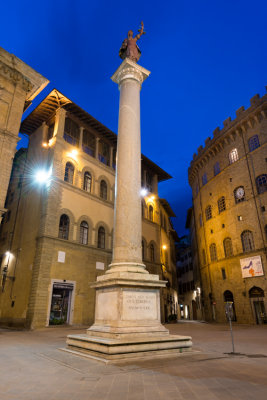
236 186 245 199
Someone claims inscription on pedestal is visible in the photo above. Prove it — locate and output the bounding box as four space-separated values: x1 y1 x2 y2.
122 290 157 320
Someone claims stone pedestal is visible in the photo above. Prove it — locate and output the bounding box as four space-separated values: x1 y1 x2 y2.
66 59 192 362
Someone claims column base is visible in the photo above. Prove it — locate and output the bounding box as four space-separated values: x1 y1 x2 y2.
66 270 192 362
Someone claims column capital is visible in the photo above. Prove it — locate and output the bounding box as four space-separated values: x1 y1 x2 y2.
111 58 150 87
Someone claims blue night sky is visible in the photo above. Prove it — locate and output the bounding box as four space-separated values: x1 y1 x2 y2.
1 0 266 236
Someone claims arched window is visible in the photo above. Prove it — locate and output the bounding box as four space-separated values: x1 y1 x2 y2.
248 135 260 152
82 129 96 157
80 221 88 245
209 243 217 262
100 180 107 200
256 174 267 194
202 249 206 265
97 226 105 249
142 240 145 260
205 205 212 221
241 230 254 252
83 172 92 193
64 162 74 184
64 118 79 146
149 205 153 221
234 186 245 203
223 237 233 257
229 148 239 164
58 214 69 240
218 196 226 213
150 244 155 262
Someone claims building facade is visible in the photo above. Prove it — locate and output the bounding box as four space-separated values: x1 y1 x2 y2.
0 47 48 223
0 89 178 329
188 92 267 324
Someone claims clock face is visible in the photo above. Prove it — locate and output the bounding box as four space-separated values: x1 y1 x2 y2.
236 187 245 199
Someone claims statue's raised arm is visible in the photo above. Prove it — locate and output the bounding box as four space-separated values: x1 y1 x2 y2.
119 22 146 63
135 21 145 40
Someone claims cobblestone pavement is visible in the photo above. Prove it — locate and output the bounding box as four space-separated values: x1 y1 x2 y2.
0 322 267 400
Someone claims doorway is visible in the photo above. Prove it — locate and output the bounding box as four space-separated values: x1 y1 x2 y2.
49 283 73 325
249 287 266 324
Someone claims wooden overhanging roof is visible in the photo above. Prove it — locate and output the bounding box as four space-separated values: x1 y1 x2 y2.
159 198 176 217
20 89 171 182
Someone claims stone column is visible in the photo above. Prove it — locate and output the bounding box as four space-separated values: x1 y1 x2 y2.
108 58 150 274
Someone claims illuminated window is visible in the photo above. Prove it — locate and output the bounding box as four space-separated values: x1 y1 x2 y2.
97 226 105 249
218 196 226 213
209 243 217 262
100 180 107 200
202 173 207 185
80 221 88 245
64 118 79 147
241 230 254 252
214 162 220 176
205 205 212 221
58 214 69 240
248 135 260 152
82 130 95 157
64 162 74 184
229 148 239 164
256 174 267 194
83 172 92 193
223 237 233 257
149 205 153 221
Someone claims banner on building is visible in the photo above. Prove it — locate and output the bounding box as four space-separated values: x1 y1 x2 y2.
240 255 264 278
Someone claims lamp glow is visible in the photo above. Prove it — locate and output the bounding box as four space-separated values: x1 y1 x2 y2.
162 245 167 250
35 168 52 184
140 188 148 197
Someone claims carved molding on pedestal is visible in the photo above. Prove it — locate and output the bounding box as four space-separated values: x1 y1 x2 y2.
111 58 150 87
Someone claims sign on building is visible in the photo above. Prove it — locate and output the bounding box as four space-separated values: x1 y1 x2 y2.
240 255 264 278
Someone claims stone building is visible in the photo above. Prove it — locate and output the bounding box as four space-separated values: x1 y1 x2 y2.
0 47 49 223
176 211 203 321
188 91 267 324
0 89 178 328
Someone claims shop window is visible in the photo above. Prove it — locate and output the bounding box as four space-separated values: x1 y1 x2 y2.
80 221 88 245
83 172 92 193
97 226 105 249
209 243 217 262
82 129 95 157
64 162 74 184
64 118 79 147
248 135 260 152
223 237 233 257
58 214 69 240
218 196 226 213
205 205 212 221
214 162 220 176
229 148 239 164
100 180 107 200
256 174 267 194
241 230 254 252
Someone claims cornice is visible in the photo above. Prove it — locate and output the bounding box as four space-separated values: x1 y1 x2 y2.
0 59 33 92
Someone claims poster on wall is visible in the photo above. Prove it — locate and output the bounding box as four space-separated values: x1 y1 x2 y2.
240 255 264 278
